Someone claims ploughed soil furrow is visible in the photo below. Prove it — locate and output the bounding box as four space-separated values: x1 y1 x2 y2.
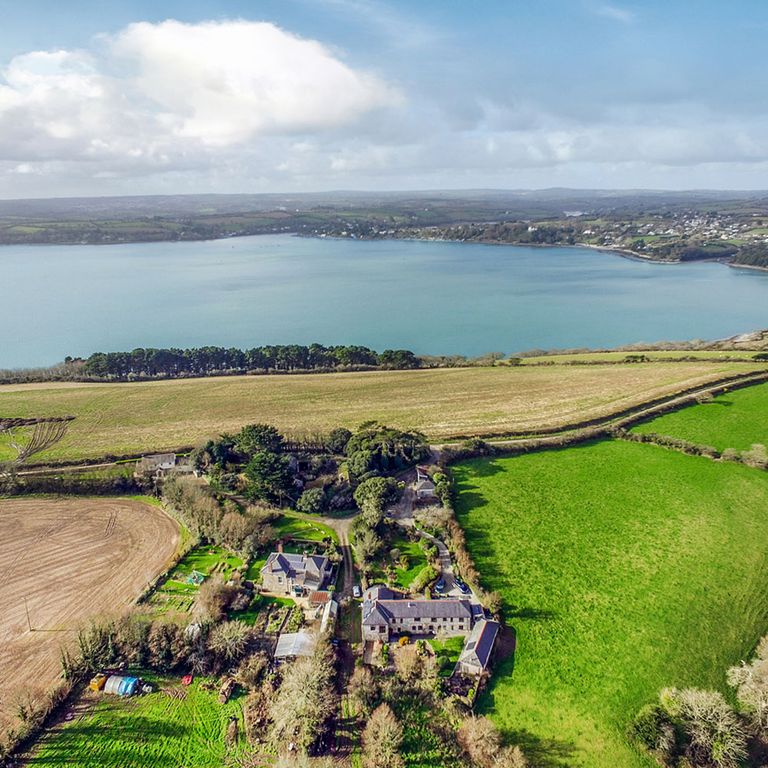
0 497 179 733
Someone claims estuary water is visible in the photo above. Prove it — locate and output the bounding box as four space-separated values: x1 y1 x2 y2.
2 234 768 369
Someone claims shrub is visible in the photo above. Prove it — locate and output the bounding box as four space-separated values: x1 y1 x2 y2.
327 427 353 454
296 487 327 515
629 703 676 757
409 565 438 593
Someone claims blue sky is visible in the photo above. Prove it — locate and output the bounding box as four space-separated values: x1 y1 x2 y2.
0 0 767 197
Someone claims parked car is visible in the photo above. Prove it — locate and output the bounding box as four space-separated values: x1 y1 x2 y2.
455 578 471 595
435 578 446 593
352 585 362 598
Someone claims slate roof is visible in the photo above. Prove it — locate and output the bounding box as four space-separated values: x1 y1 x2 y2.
138 453 176 471
363 598 472 626
363 585 400 602
457 619 500 670
261 552 331 588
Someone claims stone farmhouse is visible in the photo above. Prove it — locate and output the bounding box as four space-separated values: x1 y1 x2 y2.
135 453 193 479
361 585 473 641
260 552 333 596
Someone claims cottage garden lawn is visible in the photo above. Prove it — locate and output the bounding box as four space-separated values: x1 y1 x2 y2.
148 544 244 614
453 439 768 768
631 380 768 451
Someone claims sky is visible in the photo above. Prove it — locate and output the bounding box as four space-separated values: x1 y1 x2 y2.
0 0 767 198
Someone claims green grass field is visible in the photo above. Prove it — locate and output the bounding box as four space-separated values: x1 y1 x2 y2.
631 380 768 451
26 675 247 767
392 535 428 591
1 362 760 462
429 636 465 677
453 440 768 768
367 530 428 591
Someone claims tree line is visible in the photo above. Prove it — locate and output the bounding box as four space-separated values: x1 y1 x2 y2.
79 344 422 379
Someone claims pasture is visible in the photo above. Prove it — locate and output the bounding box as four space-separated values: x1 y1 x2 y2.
1 362 761 462
453 440 768 768
0 497 179 735
23 674 247 767
631 380 768 451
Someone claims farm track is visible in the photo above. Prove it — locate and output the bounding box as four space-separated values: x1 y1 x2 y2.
0 497 180 734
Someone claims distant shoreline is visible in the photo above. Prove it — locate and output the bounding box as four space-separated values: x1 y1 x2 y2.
0 229 759 272
313 232 704 266
728 261 768 274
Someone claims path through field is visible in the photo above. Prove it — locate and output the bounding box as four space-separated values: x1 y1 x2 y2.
0 497 179 734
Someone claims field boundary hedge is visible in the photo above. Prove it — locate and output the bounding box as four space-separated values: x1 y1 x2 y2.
437 370 768 618
436 369 768 445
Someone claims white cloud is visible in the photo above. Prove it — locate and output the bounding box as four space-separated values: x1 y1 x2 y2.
110 19 400 145
0 19 400 168
593 3 636 24
1 15 768 195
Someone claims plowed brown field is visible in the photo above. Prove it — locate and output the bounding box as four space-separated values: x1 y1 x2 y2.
0 497 179 733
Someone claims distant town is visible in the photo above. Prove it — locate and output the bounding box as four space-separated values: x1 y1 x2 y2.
2 189 768 268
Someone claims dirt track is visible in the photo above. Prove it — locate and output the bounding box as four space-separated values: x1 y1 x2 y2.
0 497 179 733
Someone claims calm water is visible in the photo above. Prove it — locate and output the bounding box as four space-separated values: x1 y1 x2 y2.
2 234 768 369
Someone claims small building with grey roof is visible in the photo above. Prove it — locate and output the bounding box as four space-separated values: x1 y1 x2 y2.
274 631 317 661
454 619 500 677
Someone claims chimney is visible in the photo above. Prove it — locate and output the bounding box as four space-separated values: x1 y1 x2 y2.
277 540 284 553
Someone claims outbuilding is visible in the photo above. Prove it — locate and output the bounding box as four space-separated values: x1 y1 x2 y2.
454 619 500 677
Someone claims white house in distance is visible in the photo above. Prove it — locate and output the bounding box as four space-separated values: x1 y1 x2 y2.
135 453 193 479
414 465 437 501
361 586 473 641
260 552 333 596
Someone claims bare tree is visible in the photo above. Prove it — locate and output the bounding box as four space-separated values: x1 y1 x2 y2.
349 665 380 716
269 641 337 754
197 576 240 622
661 687 748 768
727 634 768 733
207 620 251 664
362 703 405 768
457 716 501 768
494 745 528 768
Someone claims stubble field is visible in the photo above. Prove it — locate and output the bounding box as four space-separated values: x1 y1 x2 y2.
0 362 761 462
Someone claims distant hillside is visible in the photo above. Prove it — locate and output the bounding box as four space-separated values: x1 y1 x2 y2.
1 188 767 246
